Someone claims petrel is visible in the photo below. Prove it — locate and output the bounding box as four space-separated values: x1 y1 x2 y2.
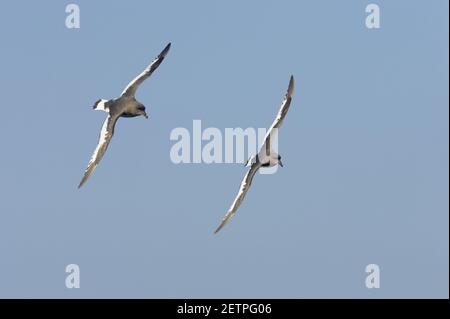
78 43 171 188
214 76 295 233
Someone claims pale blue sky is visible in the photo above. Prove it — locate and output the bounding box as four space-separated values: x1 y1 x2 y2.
0 1 448 298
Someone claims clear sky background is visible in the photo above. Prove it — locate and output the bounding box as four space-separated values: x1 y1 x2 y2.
0 1 448 298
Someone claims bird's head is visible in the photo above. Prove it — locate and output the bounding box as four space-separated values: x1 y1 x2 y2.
92 99 108 111
138 104 148 119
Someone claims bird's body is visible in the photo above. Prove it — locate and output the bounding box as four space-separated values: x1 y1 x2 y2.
78 43 171 188
98 96 147 118
214 76 294 234
246 150 282 168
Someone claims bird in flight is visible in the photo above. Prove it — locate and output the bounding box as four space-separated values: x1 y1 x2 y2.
214 75 295 234
78 43 171 188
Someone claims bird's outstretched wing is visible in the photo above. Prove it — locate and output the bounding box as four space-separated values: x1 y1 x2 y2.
262 75 294 154
121 43 171 97
214 161 261 234
78 114 119 188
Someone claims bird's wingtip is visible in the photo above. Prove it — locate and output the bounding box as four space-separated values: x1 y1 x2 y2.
214 220 227 234
163 42 171 53
78 175 88 189
288 75 295 95
214 213 233 234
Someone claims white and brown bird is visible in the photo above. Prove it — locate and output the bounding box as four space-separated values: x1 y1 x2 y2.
214 75 295 233
78 43 171 188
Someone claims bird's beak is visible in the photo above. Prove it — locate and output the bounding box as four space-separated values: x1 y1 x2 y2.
279 160 284 167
